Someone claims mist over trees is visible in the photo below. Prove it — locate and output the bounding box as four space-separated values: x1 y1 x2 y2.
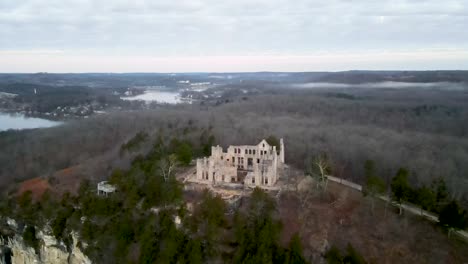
1 78 468 263
1 83 468 207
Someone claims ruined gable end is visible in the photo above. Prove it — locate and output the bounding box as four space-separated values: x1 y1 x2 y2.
194 138 285 187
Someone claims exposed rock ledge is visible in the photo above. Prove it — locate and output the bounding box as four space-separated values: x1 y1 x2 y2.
1 223 91 264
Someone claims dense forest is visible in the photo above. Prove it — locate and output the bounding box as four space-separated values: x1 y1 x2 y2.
1 83 468 199
1 123 466 263
0 133 312 263
1 75 468 262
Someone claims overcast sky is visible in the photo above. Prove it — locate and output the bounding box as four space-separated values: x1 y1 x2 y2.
1 0 467 72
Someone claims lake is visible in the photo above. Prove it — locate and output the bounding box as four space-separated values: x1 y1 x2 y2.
121 90 181 104
0 112 62 131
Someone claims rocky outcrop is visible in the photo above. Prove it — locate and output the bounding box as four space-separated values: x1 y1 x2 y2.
0 228 91 264
4 237 39 264
67 233 91 264
37 232 69 264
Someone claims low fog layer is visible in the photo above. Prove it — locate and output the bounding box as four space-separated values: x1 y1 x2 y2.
292 81 468 90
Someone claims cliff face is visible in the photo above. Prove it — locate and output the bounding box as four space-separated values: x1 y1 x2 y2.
8 238 39 264
1 224 91 264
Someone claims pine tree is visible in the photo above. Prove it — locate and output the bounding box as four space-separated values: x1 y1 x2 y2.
439 200 467 238
391 168 411 215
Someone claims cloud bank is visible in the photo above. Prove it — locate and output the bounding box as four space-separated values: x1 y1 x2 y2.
1 0 467 72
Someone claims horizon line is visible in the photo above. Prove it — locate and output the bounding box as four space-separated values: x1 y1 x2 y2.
1 69 468 74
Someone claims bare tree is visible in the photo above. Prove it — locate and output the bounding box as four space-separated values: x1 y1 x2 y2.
159 154 178 182
306 154 331 192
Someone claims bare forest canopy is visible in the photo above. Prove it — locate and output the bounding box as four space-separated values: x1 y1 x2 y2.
1 77 468 208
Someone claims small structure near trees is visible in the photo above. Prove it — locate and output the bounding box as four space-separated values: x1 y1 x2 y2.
97 181 116 196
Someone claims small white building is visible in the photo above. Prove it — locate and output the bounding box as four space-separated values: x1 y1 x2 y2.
97 181 116 196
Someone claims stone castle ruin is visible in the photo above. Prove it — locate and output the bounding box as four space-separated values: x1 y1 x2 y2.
196 139 285 187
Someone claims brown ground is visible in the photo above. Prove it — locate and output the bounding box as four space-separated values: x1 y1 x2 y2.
17 177 50 201
277 178 468 264
16 160 106 199
43 152 117 196
16 165 82 200
49 165 84 195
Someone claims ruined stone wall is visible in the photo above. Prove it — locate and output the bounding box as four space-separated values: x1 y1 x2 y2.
196 139 284 187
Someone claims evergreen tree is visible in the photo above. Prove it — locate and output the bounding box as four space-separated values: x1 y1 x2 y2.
325 245 343 264
191 191 226 258
182 239 203 264
139 219 159 264
431 177 449 212
391 168 411 214
415 186 436 214
176 142 193 165
343 244 367 264
233 188 283 263
23 225 39 253
286 233 308 264
439 200 467 238
363 160 386 214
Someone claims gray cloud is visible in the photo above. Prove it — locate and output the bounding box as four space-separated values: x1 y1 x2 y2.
0 0 467 71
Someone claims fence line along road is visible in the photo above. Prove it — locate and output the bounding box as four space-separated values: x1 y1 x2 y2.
326 175 468 241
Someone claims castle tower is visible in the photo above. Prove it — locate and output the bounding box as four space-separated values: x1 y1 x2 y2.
279 138 285 163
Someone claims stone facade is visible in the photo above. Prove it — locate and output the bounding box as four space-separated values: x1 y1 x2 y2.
196 139 285 187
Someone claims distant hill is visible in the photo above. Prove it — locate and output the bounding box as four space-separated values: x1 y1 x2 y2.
0 71 467 87
308 70 468 84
